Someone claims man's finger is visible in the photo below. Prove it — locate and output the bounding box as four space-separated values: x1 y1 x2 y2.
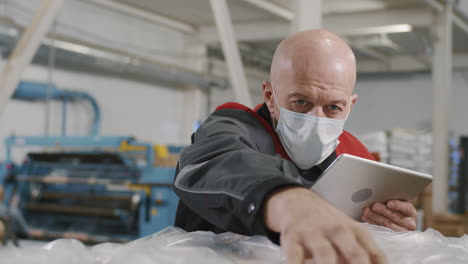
363 207 407 232
284 242 304 264
363 207 392 228
362 207 379 225
303 235 337 264
386 200 417 218
355 226 388 264
364 214 408 233
281 234 304 264
371 202 403 221
325 226 370 264
370 203 416 231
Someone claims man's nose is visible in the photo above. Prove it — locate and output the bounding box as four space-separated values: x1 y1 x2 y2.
307 107 327 118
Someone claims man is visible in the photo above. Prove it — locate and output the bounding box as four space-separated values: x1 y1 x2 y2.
174 30 417 264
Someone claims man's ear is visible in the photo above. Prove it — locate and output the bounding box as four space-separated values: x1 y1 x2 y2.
263 81 275 115
350 94 358 111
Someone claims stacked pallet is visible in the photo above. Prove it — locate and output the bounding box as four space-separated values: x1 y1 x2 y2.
357 129 432 174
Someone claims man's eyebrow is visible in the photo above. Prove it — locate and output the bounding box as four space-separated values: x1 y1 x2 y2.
329 99 348 106
287 92 348 105
288 92 309 98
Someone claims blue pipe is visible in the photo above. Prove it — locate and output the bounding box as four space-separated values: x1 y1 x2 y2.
13 81 101 136
62 99 68 136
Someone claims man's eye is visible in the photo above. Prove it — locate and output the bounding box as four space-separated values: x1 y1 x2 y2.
295 100 308 106
328 105 340 111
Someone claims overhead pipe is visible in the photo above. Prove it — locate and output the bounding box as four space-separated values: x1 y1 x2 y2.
13 81 101 136
0 25 227 91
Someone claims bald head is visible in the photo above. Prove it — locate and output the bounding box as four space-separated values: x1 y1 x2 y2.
263 29 358 122
270 29 356 89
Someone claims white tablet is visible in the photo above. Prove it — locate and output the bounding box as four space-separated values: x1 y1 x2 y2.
311 154 433 220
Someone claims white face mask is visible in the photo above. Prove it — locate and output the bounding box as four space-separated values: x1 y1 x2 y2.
272 87 350 170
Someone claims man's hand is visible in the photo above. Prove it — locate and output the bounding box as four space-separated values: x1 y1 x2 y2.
265 187 387 264
361 200 417 232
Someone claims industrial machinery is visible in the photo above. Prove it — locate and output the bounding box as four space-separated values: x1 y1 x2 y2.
0 81 183 243
1 136 182 243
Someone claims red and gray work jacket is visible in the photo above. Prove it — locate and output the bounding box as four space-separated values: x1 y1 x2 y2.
174 102 374 243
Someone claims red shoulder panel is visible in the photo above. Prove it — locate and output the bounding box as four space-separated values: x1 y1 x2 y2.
336 131 375 161
215 102 250 111
215 102 290 160
253 103 264 112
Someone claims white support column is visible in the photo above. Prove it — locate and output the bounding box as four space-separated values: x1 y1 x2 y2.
182 87 203 143
290 0 322 33
210 0 252 107
431 0 454 214
0 0 64 117
181 43 207 144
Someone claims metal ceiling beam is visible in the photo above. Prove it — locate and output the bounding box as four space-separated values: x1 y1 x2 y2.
0 0 64 117
210 0 253 107
357 53 468 73
425 0 444 12
205 2 430 66
241 0 293 21
199 9 433 43
425 0 468 34
453 14 468 34
325 9 431 35
345 39 389 64
351 34 432 67
83 0 196 33
323 0 387 14
199 20 289 43
240 0 392 21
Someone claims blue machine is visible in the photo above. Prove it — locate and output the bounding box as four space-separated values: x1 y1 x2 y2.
1 81 183 243
1 135 182 243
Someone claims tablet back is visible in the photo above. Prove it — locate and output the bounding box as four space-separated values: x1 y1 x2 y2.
311 154 433 220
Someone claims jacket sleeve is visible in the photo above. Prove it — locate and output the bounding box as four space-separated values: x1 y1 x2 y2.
173 109 304 238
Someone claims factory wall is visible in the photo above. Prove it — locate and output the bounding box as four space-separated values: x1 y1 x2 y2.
345 71 468 137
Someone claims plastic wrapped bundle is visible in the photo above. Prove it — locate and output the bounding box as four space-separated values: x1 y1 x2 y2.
1 224 468 264
368 224 468 264
0 226 284 264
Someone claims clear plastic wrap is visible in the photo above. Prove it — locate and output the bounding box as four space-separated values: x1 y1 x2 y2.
0 226 283 264
1 224 468 264
367 224 468 264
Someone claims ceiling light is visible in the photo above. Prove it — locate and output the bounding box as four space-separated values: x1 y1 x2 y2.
345 24 413 35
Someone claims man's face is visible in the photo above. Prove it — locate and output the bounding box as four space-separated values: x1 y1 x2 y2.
263 66 358 123
263 30 358 124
